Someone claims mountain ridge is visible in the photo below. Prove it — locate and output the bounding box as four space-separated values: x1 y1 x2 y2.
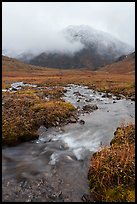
3 25 134 70
2 50 135 75
28 25 133 69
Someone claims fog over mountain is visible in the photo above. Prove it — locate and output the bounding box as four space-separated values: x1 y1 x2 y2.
25 25 133 69
2 28 84 58
63 25 133 55
2 2 135 58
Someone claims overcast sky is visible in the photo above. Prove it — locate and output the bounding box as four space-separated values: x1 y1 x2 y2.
2 2 135 54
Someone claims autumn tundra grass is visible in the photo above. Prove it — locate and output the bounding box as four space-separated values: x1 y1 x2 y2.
2 55 135 99
2 71 135 99
2 87 76 146
88 123 135 202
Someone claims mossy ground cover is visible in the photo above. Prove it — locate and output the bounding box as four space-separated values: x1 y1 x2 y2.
88 123 135 202
2 87 76 146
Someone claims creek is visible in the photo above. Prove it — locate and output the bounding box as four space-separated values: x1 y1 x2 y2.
2 84 135 202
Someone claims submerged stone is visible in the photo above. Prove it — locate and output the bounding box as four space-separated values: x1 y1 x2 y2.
82 104 98 113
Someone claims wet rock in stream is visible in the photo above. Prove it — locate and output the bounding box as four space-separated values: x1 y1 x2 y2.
102 93 112 98
82 104 98 113
79 119 85 125
85 98 94 103
73 91 84 97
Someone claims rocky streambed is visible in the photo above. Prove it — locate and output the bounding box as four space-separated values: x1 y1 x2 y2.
2 84 135 202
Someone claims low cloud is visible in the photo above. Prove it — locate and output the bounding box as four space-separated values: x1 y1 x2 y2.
2 2 135 56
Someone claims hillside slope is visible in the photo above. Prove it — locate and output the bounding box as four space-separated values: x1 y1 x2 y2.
99 52 135 74
2 55 46 72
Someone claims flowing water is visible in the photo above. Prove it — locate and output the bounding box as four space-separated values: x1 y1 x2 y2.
2 84 135 202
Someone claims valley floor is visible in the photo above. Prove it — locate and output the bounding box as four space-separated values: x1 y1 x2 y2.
2 64 135 202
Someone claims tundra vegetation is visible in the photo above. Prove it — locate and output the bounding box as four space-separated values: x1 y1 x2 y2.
2 86 76 146
2 68 134 146
88 123 135 202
